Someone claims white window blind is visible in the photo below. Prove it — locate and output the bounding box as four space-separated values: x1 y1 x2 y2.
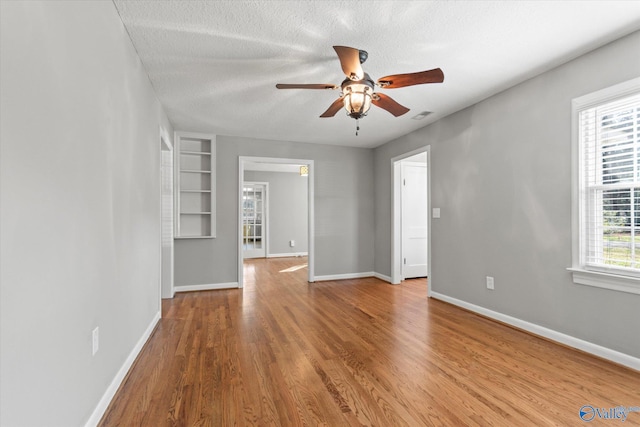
579 92 640 274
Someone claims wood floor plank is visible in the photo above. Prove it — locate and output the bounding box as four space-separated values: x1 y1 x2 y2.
98 257 640 426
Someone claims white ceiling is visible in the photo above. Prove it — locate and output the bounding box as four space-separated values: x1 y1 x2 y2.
113 1 640 148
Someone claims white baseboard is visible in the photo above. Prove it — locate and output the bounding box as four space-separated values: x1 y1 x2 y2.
374 272 393 283
266 252 308 258
314 272 376 282
174 282 239 293
430 292 640 372
85 311 161 427
314 272 393 283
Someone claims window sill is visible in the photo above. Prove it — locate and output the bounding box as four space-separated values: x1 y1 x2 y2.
567 268 640 295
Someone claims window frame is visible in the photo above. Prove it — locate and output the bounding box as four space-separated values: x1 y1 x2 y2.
569 77 640 295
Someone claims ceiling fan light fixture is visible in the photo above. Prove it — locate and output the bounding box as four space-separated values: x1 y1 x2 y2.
275 46 444 122
342 78 374 119
343 85 372 118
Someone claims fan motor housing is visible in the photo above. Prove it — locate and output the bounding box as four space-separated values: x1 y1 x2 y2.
358 50 368 64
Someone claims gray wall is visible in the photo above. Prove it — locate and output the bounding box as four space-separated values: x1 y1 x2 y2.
2 5 635 425
175 136 374 287
244 171 309 255
0 2 171 426
374 31 640 358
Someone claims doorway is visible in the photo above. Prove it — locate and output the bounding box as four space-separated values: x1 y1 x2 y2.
238 157 315 288
401 156 428 279
160 133 174 299
242 182 268 259
391 147 431 293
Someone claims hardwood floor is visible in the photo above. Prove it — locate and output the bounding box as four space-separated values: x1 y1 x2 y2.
99 257 640 426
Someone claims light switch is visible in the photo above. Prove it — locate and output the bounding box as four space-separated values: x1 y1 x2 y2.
432 208 441 218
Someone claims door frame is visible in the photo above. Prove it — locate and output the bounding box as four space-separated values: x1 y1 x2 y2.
159 127 174 301
238 156 315 288
242 181 269 259
391 146 431 295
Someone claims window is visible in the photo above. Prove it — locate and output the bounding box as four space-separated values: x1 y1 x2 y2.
570 78 640 294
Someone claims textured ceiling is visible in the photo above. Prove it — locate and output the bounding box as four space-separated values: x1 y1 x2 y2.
113 0 640 148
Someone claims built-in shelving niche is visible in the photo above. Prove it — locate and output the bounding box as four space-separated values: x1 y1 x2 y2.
174 132 216 238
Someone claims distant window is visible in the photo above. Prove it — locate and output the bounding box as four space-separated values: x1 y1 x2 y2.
570 78 640 294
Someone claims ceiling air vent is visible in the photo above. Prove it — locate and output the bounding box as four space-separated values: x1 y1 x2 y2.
411 111 432 120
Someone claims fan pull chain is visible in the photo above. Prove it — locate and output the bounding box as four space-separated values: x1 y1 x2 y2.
355 119 360 136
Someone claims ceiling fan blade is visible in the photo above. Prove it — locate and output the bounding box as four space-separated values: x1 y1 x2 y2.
276 83 338 90
320 98 344 118
377 68 444 88
372 93 410 117
333 46 364 80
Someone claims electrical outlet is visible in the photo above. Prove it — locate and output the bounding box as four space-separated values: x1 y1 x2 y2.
486 276 495 290
290 240 295 247
92 327 99 356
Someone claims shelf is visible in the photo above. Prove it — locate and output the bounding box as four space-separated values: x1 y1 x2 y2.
181 150 211 156
180 138 211 153
181 169 211 174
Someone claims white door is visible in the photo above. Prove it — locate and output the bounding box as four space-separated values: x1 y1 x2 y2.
243 183 266 258
402 162 428 279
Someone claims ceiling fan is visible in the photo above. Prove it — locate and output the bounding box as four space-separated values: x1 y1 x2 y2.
276 45 444 125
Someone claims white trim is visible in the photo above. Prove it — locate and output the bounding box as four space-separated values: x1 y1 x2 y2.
430 292 640 372
571 77 640 291
174 282 239 293
312 271 393 283
391 146 432 295
159 129 174 300
572 77 640 110
308 162 315 282
244 162 305 173
267 252 308 258
159 126 173 151
374 272 393 283
314 272 376 282
238 158 244 287
239 156 315 287
568 268 640 295
84 311 161 427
